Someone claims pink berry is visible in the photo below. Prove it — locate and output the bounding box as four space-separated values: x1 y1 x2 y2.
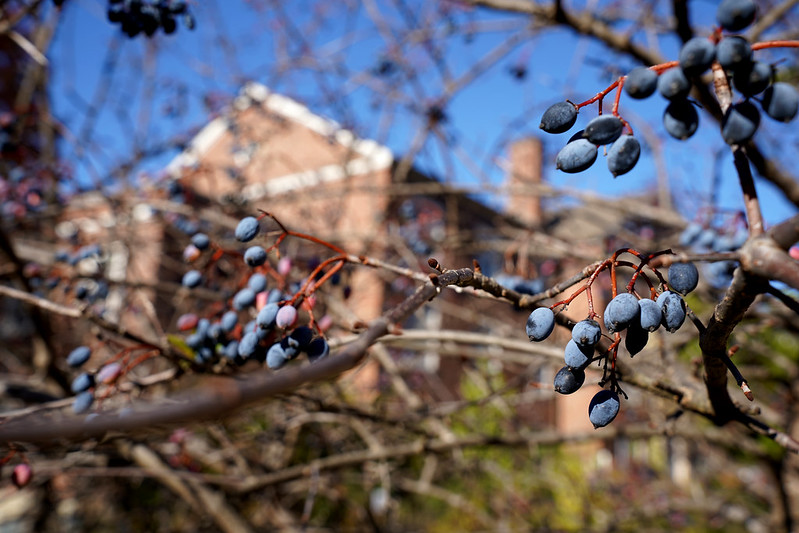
97 362 123 384
12 464 31 488
277 257 292 276
275 305 297 328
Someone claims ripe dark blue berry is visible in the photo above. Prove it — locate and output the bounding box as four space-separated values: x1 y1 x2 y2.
658 68 691 100
526 308 555 341
238 332 260 358
668 262 699 295
624 67 658 99
540 101 578 134
67 346 92 368
266 342 289 369
232 288 257 310
762 83 799 123
181 270 203 288
657 291 687 332
625 325 649 356
583 115 624 145
556 137 597 174
307 337 330 363
191 233 210 250
721 101 760 145
554 366 585 395
257 303 280 330
607 135 640 177
572 319 601 347
244 246 267 267
564 339 593 369
603 293 640 333
733 61 771 97
638 299 662 332
247 273 268 293
588 389 620 428
73 391 94 414
663 100 699 140
717 0 757 32
679 37 716 76
71 372 95 394
716 37 752 72
235 216 260 242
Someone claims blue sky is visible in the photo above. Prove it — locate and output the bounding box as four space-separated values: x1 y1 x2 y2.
47 0 798 227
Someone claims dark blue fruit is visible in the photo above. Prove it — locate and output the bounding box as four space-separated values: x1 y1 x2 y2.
716 37 751 72
638 298 662 332
526 308 555 341
232 288 257 310
588 389 620 428
733 61 771 97
564 339 593 369
554 366 585 395
624 67 658 99
572 319 601 347
607 135 640 177
256 303 280 330
556 137 597 173
717 0 756 32
658 68 691 100
625 325 649 356
657 291 687 332
181 270 203 288
583 115 624 145
663 100 699 140
191 233 210 250
762 83 799 123
67 346 92 368
721 101 760 145
679 37 716 76
247 273 268 293
244 246 267 267
238 332 260 358
73 391 94 414
235 216 260 242
71 372 95 394
603 293 640 333
307 337 330 363
266 342 289 369
668 262 699 295
540 101 578 134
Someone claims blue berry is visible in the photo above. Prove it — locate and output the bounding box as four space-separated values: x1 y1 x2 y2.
717 0 756 32
658 68 691 100
71 372 94 394
722 101 760 145
256 303 280 331
235 216 260 242
564 339 593 370
191 232 210 250
266 342 289 369
220 310 238 333
244 246 267 267
657 291 687 332
638 298 662 332
607 135 640 177
668 262 699 295
588 390 620 428
222 340 239 360
526 308 555 342
554 366 585 395
572 319 601 347
72 391 94 414
624 67 658 99
678 37 716 77
67 346 92 368
182 270 203 288
556 136 597 174
733 61 771 97
247 273 268 293
288 326 314 352
663 100 699 140
603 293 640 333
583 115 623 145
625 325 649 356
232 288 257 310
307 337 330 363
762 83 799 123
716 37 751 72
238 332 260 358
539 101 578 134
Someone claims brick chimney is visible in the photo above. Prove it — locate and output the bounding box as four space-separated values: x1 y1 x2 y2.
507 137 543 227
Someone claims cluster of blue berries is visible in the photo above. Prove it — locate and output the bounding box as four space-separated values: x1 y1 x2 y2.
539 0 798 175
680 218 747 289
179 215 330 371
525 261 699 428
106 0 195 38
